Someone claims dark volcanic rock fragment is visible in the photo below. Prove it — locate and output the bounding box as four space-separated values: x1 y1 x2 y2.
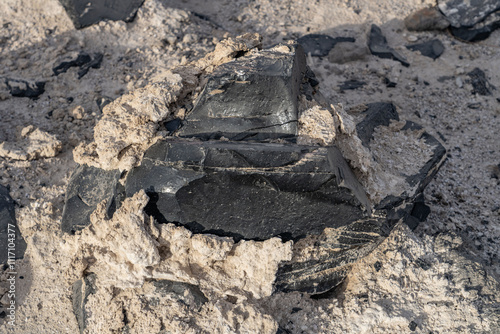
437 0 500 28
4 78 45 98
61 42 447 296
151 279 208 311
368 25 410 67
339 79 366 91
72 273 97 334
61 165 121 234
355 102 399 147
53 52 103 79
406 39 444 60
450 16 500 42
126 139 371 241
53 52 91 76
59 0 145 29
467 68 495 96
297 34 355 57
0 185 27 264
178 44 306 141
404 7 450 31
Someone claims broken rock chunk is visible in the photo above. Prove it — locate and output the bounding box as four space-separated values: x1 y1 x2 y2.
59 0 145 29
178 43 306 141
125 139 371 241
62 39 446 297
467 68 496 96
406 39 444 60
3 78 45 98
404 7 450 31
368 25 410 67
297 34 355 57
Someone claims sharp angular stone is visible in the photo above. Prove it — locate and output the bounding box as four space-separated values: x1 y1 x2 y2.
467 68 496 96
297 34 355 57
72 273 97 334
437 0 500 28
368 25 410 67
53 52 103 79
59 0 145 29
0 185 27 264
406 39 445 60
355 102 399 147
61 43 446 296
274 104 446 295
404 7 450 31
3 78 45 98
126 139 371 241
61 165 121 234
178 44 307 141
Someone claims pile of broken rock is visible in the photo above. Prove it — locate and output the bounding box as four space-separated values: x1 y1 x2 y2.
59 33 447 332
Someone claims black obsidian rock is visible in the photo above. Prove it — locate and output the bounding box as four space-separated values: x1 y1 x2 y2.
178 44 307 141
297 34 355 57
125 139 370 241
59 0 145 29
53 52 103 79
368 25 410 67
4 78 45 99
406 39 445 60
61 165 121 234
0 185 27 264
61 43 446 296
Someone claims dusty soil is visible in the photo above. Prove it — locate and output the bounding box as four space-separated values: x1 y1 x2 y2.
0 0 499 333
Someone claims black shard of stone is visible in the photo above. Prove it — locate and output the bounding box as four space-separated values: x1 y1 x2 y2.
0 185 27 264
125 139 371 241
406 39 445 60
297 34 355 57
61 165 121 234
368 25 410 67
4 78 45 99
61 42 446 296
59 0 145 29
177 44 307 142
53 52 104 79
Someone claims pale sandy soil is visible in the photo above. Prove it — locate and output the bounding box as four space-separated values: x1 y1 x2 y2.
0 0 499 333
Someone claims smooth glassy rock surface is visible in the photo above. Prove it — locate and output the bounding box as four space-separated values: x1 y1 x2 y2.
59 0 145 29
178 43 306 141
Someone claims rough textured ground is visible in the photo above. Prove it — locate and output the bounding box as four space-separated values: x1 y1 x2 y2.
0 0 499 333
